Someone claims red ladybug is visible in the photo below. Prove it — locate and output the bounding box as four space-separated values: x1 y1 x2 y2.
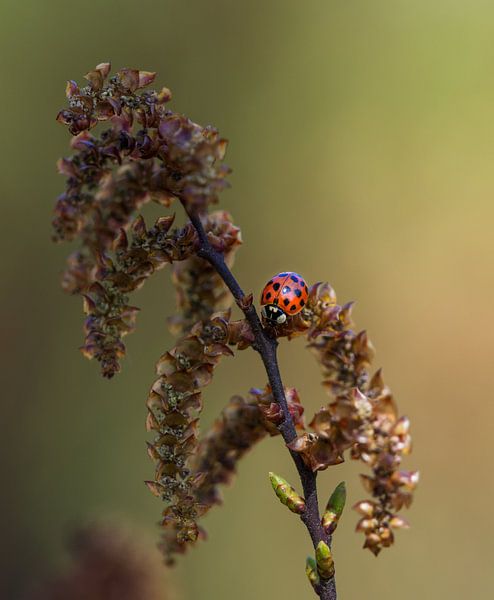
260 272 309 325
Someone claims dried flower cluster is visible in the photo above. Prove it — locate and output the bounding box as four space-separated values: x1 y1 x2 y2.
53 63 231 377
145 310 248 563
286 282 418 555
167 211 242 336
192 394 268 507
251 384 306 435
54 64 419 599
189 382 308 507
55 62 228 214
150 379 307 562
80 215 198 377
148 377 307 561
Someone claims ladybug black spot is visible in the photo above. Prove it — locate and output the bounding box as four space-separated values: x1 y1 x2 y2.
300 299 305 307
266 292 272 300
290 275 299 282
273 282 280 291
304 284 308 291
295 289 302 297
283 298 290 307
279 272 288 277
290 304 297 311
300 280 305 288
282 286 291 293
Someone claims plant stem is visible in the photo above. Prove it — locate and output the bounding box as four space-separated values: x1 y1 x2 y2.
184 205 337 600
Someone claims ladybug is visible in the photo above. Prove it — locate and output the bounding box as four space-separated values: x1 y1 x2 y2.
260 272 309 325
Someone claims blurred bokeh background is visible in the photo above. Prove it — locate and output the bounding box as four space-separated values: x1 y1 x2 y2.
1 0 493 598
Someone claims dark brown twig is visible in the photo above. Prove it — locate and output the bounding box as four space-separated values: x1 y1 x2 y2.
184 205 337 600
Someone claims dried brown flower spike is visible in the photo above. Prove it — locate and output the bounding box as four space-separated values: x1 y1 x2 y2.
286 283 419 556
53 64 419 600
53 63 231 377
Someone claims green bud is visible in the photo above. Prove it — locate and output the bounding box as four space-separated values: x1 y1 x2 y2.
305 556 320 590
321 481 346 534
269 472 305 514
316 541 335 579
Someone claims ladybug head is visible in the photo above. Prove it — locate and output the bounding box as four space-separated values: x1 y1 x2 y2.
261 304 287 325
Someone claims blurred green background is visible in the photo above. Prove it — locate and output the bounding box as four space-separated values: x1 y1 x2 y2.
1 0 493 598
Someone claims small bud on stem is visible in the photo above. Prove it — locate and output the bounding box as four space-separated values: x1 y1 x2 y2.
321 481 346 534
268 472 306 514
306 556 320 590
316 541 335 580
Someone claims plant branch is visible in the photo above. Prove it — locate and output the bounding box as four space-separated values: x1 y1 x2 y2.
184 205 337 600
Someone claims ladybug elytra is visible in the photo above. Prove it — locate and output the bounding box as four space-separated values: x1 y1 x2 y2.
260 272 309 325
